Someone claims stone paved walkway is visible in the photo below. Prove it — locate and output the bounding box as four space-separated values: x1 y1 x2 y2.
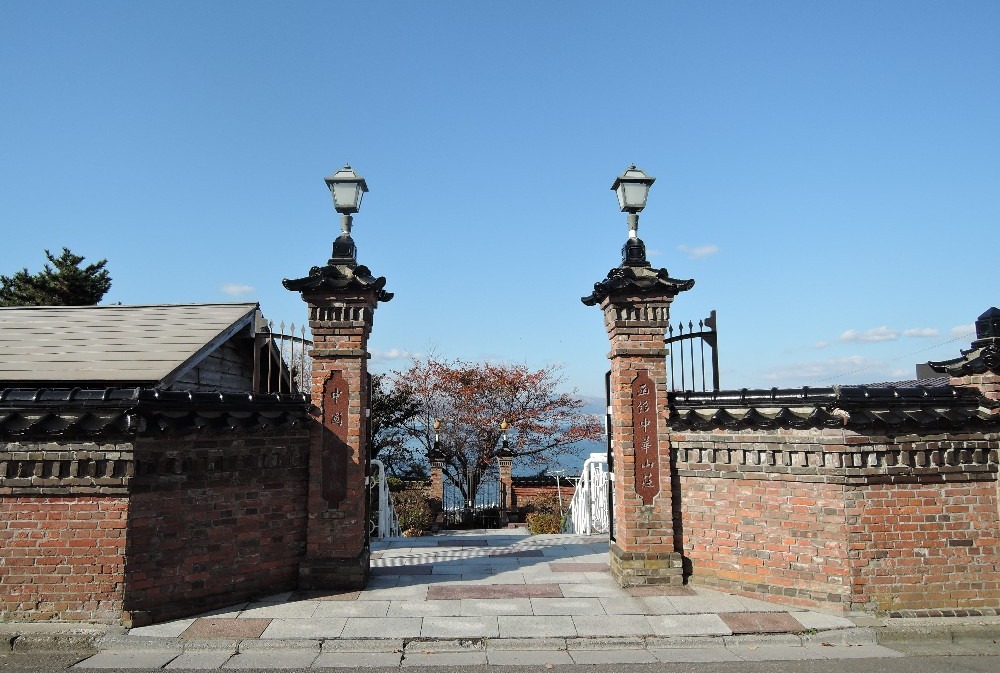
74 530 904 667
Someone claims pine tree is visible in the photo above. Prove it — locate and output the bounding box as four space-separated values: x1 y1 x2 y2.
0 248 112 306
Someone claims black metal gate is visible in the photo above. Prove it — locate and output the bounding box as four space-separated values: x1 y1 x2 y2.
665 310 720 392
441 464 502 529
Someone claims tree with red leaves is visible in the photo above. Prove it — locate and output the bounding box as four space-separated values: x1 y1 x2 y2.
393 356 603 504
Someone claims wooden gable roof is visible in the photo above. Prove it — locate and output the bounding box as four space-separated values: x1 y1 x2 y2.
0 303 259 387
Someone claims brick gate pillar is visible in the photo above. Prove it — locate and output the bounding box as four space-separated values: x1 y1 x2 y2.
583 212 693 587
284 171 392 590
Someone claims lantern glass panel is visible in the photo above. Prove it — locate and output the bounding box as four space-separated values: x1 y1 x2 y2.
332 182 362 212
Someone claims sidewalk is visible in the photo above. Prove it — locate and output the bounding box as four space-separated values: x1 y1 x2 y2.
4 530 999 668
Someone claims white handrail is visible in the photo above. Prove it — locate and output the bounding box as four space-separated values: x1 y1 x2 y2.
369 459 401 539
566 452 610 535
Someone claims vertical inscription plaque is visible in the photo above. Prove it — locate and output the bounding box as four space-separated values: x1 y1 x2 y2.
632 370 659 505
322 370 350 508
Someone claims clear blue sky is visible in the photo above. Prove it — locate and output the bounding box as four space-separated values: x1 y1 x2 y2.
2 1 998 402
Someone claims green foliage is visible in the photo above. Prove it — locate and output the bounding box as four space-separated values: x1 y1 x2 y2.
394 491 432 533
0 248 111 306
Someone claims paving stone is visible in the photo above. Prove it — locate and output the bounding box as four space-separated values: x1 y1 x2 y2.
490 549 544 557
530 597 605 616
719 612 805 634
627 586 697 597
289 590 360 602
165 650 234 669
127 619 195 638
486 638 569 651
388 600 463 617
427 583 562 600
549 562 610 572
239 602 319 618
255 591 295 603
313 601 390 618
572 614 654 637
74 651 180 669
498 615 577 638
401 650 488 666
486 649 575 666
259 618 347 639
461 598 533 616
340 617 422 639
313 651 403 667
729 645 827 661
668 596 750 614
568 647 657 664
647 614 732 637
600 596 651 615
650 647 742 662
793 611 857 631
371 564 434 575
559 583 622 598
420 616 499 638
180 619 271 640
222 651 318 668
437 539 489 546
321 639 405 652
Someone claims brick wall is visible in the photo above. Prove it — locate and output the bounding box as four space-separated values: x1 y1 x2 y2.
124 430 309 625
672 427 1000 613
848 481 1000 613
0 496 128 623
680 476 850 608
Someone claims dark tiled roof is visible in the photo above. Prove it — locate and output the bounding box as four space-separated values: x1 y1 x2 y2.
668 384 997 431
0 388 309 440
581 265 694 306
283 262 393 302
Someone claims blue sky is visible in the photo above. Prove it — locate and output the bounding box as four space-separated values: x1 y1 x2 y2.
2 1 998 402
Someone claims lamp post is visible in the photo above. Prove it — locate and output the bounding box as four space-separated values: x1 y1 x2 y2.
495 421 515 516
324 164 369 265
611 164 655 267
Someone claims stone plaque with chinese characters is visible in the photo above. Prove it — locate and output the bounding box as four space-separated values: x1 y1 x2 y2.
632 370 659 505
321 370 350 508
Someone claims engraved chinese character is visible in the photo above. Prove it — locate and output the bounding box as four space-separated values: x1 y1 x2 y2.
642 473 654 488
642 458 655 469
637 400 650 413
331 388 342 402
332 412 343 426
640 436 651 452
638 383 649 396
639 418 651 431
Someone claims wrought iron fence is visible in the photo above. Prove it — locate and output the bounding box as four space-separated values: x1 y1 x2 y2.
441 464 502 529
665 310 719 392
253 321 312 394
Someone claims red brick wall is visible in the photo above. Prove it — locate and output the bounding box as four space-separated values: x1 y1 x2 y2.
681 476 851 609
512 484 575 510
0 497 128 623
848 482 1000 612
672 427 1000 613
124 431 309 625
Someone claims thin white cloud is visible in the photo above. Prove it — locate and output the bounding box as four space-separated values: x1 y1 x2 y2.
220 283 255 297
951 323 975 337
840 326 898 343
761 355 876 384
677 244 719 260
813 340 829 349
370 348 423 363
903 327 939 338
647 248 663 258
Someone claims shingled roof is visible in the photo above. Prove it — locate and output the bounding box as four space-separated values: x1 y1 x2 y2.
0 303 259 387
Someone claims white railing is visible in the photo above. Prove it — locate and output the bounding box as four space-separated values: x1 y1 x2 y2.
566 452 611 535
369 459 401 539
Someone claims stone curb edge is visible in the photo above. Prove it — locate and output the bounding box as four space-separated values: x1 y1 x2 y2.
0 627 887 654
